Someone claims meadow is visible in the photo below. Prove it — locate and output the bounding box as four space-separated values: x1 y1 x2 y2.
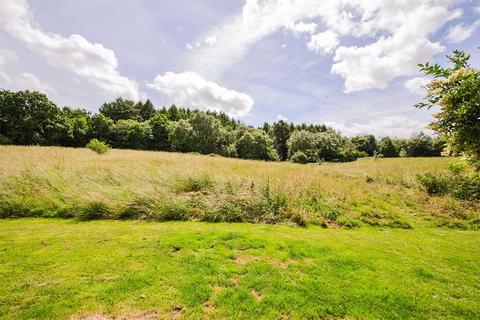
0 145 479 229
1 146 480 319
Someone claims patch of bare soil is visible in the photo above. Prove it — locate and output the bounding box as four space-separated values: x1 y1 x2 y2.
234 255 257 265
251 289 262 301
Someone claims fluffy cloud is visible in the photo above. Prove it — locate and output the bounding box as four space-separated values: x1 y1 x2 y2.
276 114 288 121
307 30 339 54
404 77 430 95
188 0 463 92
0 49 55 95
445 20 480 43
205 35 217 46
0 0 139 100
147 71 253 117
287 22 316 36
326 115 432 138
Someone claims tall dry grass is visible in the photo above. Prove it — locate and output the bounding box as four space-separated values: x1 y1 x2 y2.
0 145 478 228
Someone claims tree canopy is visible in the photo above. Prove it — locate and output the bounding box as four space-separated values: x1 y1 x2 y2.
0 89 446 163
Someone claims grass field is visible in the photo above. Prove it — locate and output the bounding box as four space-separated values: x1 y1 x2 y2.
0 219 479 319
1 146 480 319
0 146 479 228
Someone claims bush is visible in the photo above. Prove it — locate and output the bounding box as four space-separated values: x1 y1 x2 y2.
86 139 109 154
418 169 480 200
174 174 214 193
0 134 12 145
290 151 309 164
417 172 449 195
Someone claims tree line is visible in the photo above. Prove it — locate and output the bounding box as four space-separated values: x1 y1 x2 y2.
0 89 444 162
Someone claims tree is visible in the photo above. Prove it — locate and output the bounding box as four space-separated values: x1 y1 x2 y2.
287 130 318 163
111 119 152 149
148 113 170 150
417 50 480 169
402 132 443 157
189 113 223 154
378 137 399 157
236 128 278 161
89 113 114 144
351 134 377 156
272 121 291 161
0 90 64 145
99 98 139 121
315 131 343 161
59 107 90 147
287 130 349 163
135 99 156 121
167 119 193 152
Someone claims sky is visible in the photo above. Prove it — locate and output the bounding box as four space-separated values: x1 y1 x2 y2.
0 0 479 137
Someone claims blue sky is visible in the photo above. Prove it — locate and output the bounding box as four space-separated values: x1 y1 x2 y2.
0 0 479 137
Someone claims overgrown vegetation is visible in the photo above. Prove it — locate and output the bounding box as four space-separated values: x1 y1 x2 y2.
86 138 109 154
418 163 480 200
1 146 479 229
1 90 444 164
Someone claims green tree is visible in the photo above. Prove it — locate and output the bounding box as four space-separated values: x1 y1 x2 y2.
0 90 64 145
287 130 318 163
99 98 139 121
351 134 377 156
89 113 114 144
135 99 156 121
378 137 399 157
189 113 223 154
402 132 443 157
272 120 292 161
236 128 278 161
417 50 480 169
167 119 193 152
112 119 152 149
59 107 90 147
287 130 348 163
148 113 170 150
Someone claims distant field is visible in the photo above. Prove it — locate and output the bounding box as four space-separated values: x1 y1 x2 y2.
0 145 479 228
0 219 479 319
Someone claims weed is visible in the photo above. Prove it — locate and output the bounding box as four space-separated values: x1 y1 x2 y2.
174 174 214 193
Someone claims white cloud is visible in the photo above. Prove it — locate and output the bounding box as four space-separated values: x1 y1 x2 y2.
287 21 316 36
186 43 193 50
0 49 55 95
326 115 432 138
476 6 480 14
307 30 339 54
281 43 287 48
0 0 139 100
277 114 288 121
188 0 462 91
205 35 217 46
147 71 254 117
404 77 430 95
445 20 480 43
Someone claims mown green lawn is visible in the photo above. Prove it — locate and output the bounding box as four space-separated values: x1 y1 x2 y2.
0 219 479 319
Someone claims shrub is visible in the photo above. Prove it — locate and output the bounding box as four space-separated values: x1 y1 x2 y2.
290 151 309 164
77 201 111 220
0 133 12 145
418 170 480 200
174 174 214 193
337 217 361 228
417 172 449 195
86 139 109 154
